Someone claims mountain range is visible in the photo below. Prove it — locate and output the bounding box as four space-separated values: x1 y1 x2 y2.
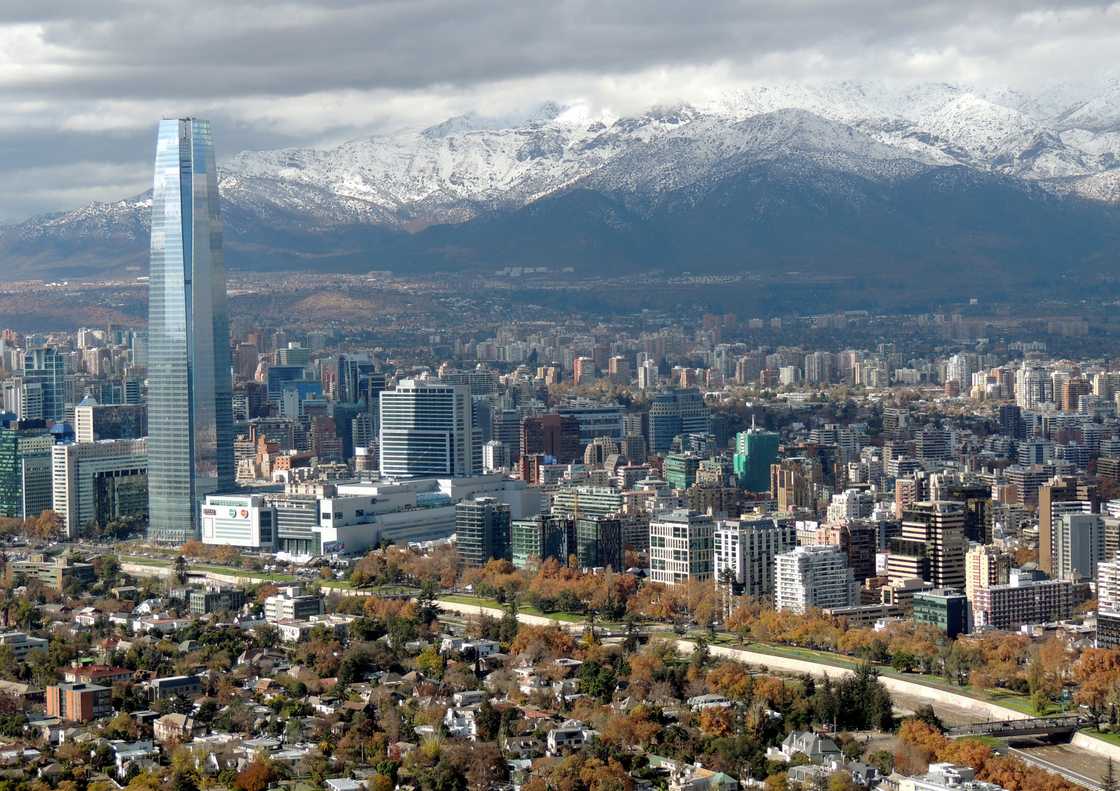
4 80 1120 288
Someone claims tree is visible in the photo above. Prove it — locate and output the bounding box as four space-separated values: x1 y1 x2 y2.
234 759 273 791
174 555 189 585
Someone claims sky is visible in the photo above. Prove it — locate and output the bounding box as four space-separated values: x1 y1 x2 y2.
0 0 1118 223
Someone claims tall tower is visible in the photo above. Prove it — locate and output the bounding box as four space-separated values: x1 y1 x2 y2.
147 118 234 543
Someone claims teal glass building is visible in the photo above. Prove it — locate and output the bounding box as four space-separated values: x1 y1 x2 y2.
147 118 233 543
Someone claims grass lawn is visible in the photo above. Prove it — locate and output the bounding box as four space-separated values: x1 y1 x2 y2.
1081 728 1120 746
119 555 170 567
437 594 587 623
192 565 297 582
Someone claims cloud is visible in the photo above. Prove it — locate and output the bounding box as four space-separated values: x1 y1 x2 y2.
0 0 1117 222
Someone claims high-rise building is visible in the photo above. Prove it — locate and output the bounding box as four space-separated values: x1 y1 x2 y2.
576 515 624 570
455 497 511 568
732 425 779 492
714 517 796 600
912 588 969 638
1053 512 1104 582
52 439 148 538
964 543 1010 607
648 510 714 586
815 521 877 582
521 414 581 464
147 118 234 543
647 389 710 455
774 545 856 614
889 501 967 589
73 400 147 443
379 379 475 477
511 515 575 568
974 576 1072 630
664 452 702 490
23 347 66 423
0 421 54 519
943 481 993 543
1038 476 1097 575
770 457 822 512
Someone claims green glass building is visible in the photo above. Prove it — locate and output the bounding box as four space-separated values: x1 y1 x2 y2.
732 427 779 492
912 588 969 638
0 423 54 519
664 452 702 490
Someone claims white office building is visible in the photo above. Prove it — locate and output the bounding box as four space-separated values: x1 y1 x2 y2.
200 494 275 551
51 439 148 537
1054 512 1104 582
774 545 857 614
379 379 475 478
714 517 796 600
649 509 714 585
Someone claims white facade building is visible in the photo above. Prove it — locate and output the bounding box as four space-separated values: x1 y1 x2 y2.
774 545 856 614
379 379 475 478
714 517 796 600
51 438 148 537
649 509 714 586
200 493 275 550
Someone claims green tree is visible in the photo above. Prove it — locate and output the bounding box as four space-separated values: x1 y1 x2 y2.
174 555 189 585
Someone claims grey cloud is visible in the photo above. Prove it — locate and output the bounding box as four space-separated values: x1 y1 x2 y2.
0 0 1116 221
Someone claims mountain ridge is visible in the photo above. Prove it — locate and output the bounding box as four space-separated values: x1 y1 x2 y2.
3 80 1120 283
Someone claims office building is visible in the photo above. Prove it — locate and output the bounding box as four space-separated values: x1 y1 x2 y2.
557 401 625 445
52 438 148 537
511 515 575 568
520 414 581 463
649 510 714 586
573 515 624 570
912 588 969 638
379 379 475 477
188 587 247 615
943 480 993 543
7 554 95 592
455 497 511 567
200 494 275 551
1038 476 1097 575
263 586 323 622
1053 512 1104 582
664 452 702 490
74 401 147 443
648 389 710 455
551 486 623 519
714 517 796 599
46 683 112 723
0 421 54 519
815 522 877 582
732 426 780 492
973 576 1072 630
0 631 48 660
482 440 510 473
892 501 967 590
771 457 822 512
964 544 1010 607
23 347 66 423
774 545 857 614
147 118 235 543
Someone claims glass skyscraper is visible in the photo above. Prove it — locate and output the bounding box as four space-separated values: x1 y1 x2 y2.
147 118 234 543
23 347 65 423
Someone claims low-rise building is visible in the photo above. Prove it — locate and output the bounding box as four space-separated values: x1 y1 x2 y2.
46 682 112 722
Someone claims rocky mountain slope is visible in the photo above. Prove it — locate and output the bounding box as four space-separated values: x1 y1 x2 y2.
3 80 1119 282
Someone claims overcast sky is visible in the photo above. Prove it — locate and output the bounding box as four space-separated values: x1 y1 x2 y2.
0 0 1117 223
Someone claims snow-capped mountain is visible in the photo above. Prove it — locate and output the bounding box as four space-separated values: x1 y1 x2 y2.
3 79 1120 281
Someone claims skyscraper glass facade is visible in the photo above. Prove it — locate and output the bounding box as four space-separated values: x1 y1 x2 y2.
147 118 233 543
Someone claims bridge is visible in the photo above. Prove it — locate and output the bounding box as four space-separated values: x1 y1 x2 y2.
947 715 1090 740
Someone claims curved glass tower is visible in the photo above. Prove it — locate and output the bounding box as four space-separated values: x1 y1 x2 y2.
147 118 233 543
